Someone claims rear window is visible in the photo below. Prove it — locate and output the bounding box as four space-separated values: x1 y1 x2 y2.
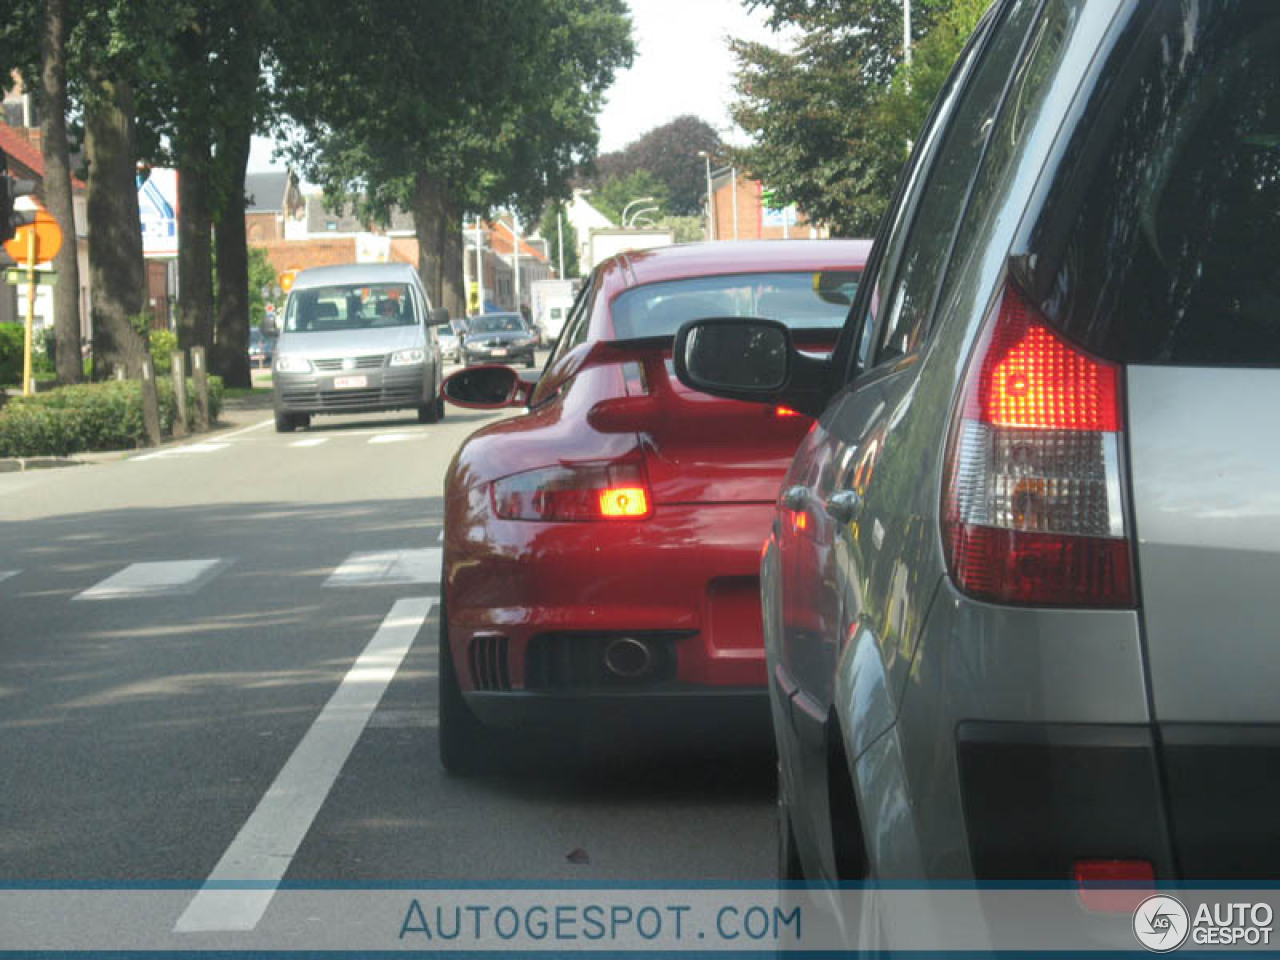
284 283 417 332
1030 1 1280 366
610 271 859 341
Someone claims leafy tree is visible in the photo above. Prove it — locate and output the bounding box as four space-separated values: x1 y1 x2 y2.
730 0 956 235
591 115 723 215
276 0 633 318
538 202 580 279
589 169 669 225
657 215 704 244
247 245 276 327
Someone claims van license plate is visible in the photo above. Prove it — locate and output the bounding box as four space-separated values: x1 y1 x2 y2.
490 348 507 357
334 375 368 390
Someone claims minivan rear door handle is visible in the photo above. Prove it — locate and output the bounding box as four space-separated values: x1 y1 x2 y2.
824 489 863 524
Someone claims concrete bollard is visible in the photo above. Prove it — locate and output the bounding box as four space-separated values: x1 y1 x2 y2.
191 346 210 433
140 357 162 448
171 352 188 438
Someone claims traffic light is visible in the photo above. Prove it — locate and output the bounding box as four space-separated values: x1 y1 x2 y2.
0 148 39 246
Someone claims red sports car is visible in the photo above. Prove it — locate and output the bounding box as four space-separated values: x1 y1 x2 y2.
437 240 871 772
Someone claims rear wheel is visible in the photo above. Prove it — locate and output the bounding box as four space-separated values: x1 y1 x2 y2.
274 411 296 433
437 590 495 775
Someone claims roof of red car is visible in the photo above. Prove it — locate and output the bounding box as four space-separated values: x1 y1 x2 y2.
601 239 874 290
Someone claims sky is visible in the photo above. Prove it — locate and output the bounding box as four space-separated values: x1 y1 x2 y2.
247 0 784 173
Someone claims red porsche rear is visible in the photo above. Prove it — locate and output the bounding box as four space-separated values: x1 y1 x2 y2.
438 241 870 766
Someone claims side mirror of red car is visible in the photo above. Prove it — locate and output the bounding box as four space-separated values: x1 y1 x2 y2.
441 364 533 409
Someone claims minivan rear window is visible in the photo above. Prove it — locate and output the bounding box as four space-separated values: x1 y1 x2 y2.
1029 1 1280 366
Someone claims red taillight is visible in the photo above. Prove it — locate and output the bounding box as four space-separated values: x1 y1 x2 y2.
492 459 652 521
942 284 1134 607
1074 859 1154 913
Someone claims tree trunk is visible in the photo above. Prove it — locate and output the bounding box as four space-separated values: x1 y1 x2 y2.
39 0 82 386
211 114 252 389
412 172 465 318
177 146 214 362
85 76 147 380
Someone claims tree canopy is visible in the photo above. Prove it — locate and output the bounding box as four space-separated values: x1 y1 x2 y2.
590 115 723 216
274 0 633 314
730 0 985 236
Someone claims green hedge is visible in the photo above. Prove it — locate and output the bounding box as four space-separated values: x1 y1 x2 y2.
0 324 23 386
0 376 224 458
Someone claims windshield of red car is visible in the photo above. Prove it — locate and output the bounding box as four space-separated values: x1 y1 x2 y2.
609 270 859 340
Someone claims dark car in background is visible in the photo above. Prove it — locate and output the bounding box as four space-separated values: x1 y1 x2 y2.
248 327 275 369
462 312 538 368
675 0 1280 948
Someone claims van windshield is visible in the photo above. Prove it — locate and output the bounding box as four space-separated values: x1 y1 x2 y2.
284 283 417 332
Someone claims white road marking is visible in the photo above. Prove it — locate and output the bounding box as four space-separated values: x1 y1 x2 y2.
132 442 229 462
173 598 434 933
74 559 228 600
216 418 275 441
368 433 411 445
0 570 19 585
324 549 441 587
290 437 329 448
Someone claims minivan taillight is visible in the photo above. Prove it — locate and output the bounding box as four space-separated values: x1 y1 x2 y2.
942 285 1135 606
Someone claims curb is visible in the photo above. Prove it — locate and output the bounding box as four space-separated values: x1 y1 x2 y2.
0 456 88 473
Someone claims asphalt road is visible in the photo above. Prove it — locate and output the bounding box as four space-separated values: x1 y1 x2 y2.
0 373 775 908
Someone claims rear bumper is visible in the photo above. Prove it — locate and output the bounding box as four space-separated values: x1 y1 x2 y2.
956 721 1280 881
464 687 771 741
274 366 427 413
446 500 775 698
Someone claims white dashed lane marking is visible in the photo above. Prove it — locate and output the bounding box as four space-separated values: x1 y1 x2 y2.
367 433 412 445
290 437 329 447
74 559 229 600
0 570 19 585
174 597 434 933
324 549 440 587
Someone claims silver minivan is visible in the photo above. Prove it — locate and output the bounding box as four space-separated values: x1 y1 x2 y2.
269 263 448 432
676 0 1280 947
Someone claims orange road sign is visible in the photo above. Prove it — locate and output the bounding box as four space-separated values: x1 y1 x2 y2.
3 209 63 264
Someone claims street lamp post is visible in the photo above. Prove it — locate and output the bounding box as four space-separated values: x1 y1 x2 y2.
473 220 485 315
624 205 659 228
697 151 715 241
620 196 655 229
904 0 912 67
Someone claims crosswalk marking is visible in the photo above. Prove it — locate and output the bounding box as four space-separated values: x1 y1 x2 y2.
290 437 329 447
324 549 440 587
74 559 228 600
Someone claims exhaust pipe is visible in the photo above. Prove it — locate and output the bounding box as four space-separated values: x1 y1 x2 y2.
603 637 653 680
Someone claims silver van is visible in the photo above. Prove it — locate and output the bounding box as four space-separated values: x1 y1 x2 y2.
268 262 448 432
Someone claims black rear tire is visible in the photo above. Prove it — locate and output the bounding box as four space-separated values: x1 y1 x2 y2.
437 590 494 775
274 411 296 433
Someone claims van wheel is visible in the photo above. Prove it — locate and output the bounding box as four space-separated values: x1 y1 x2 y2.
418 399 441 424
274 412 296 433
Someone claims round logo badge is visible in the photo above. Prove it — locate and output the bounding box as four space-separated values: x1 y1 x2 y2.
1133 895 1190 952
